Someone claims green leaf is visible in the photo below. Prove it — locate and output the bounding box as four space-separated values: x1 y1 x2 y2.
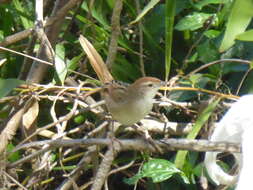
194 0 229 10
0 31 4 41
67 54 83 72
236 29 253 41
142 159 180 183
204 29 221 39
165 0 176 80
219 0 253 52
175 98 220 169
54 44 67 85
130 0 160 25
0 78 24 98
81 2 110 30
7 143 20 162
74 115 85 124
123 173 143 185
197 40 219 62
124 159 189 185
250 61 253 69
175 12 216 31
12 0 33 29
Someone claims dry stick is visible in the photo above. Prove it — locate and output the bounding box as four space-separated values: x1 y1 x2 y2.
18 33 38 80
18 95 79 145
36 0 44 23
2 0 73 154
0 28 34 47
0 45 100 80
109 160 135 176
186 58 251 77
0 46 53 66
7 138 240 174
162 86 239 99
8 146 51 168
12 138 241 155
91 145 119 190
56 146 97 190
236 67 252 95
105 0 123 69
0 0 82 47
27 0 81 83
44 0 82 28
2 170 28 190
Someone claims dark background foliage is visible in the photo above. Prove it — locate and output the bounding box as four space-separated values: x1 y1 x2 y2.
0 0 252 189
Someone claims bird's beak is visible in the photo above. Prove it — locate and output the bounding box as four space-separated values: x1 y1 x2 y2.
159 81 168 90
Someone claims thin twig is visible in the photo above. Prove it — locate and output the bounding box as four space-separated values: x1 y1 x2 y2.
186 58 251 77
3 170 28 190
236 68 252 95
0 46 53 66
105 0 123 69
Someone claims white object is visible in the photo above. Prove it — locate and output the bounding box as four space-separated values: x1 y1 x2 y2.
204 95 253 188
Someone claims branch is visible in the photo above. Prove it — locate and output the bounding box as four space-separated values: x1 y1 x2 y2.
12 138 241 154
91 145 118 190
106 0 123 69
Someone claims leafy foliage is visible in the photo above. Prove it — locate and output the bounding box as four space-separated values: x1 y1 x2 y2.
0 0 253 189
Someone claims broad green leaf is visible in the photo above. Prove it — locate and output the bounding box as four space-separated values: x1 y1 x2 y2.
129 0 160 25
141 159 180 183
204 29 221 39
175 98 220 169
124 159 189 185
194 0 229 10
54 44 67 85
236 29 253 42
81 2 110 30
7 143 20 162
67 54 83 72
175 12 216 31
0 78 24 98
219 0 253 52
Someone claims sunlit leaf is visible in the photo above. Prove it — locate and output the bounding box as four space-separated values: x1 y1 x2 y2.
219 0 253 52
130 0 160 25
124 159 189 185
204 29 221 39
142 159 180 183
236 29 253 42
54 44 67 85
194 0 229 10
175 12 216 31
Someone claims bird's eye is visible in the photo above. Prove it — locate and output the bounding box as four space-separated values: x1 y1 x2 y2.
147 83 153 87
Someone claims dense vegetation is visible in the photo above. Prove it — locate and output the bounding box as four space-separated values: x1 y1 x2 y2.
0 0 252 189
